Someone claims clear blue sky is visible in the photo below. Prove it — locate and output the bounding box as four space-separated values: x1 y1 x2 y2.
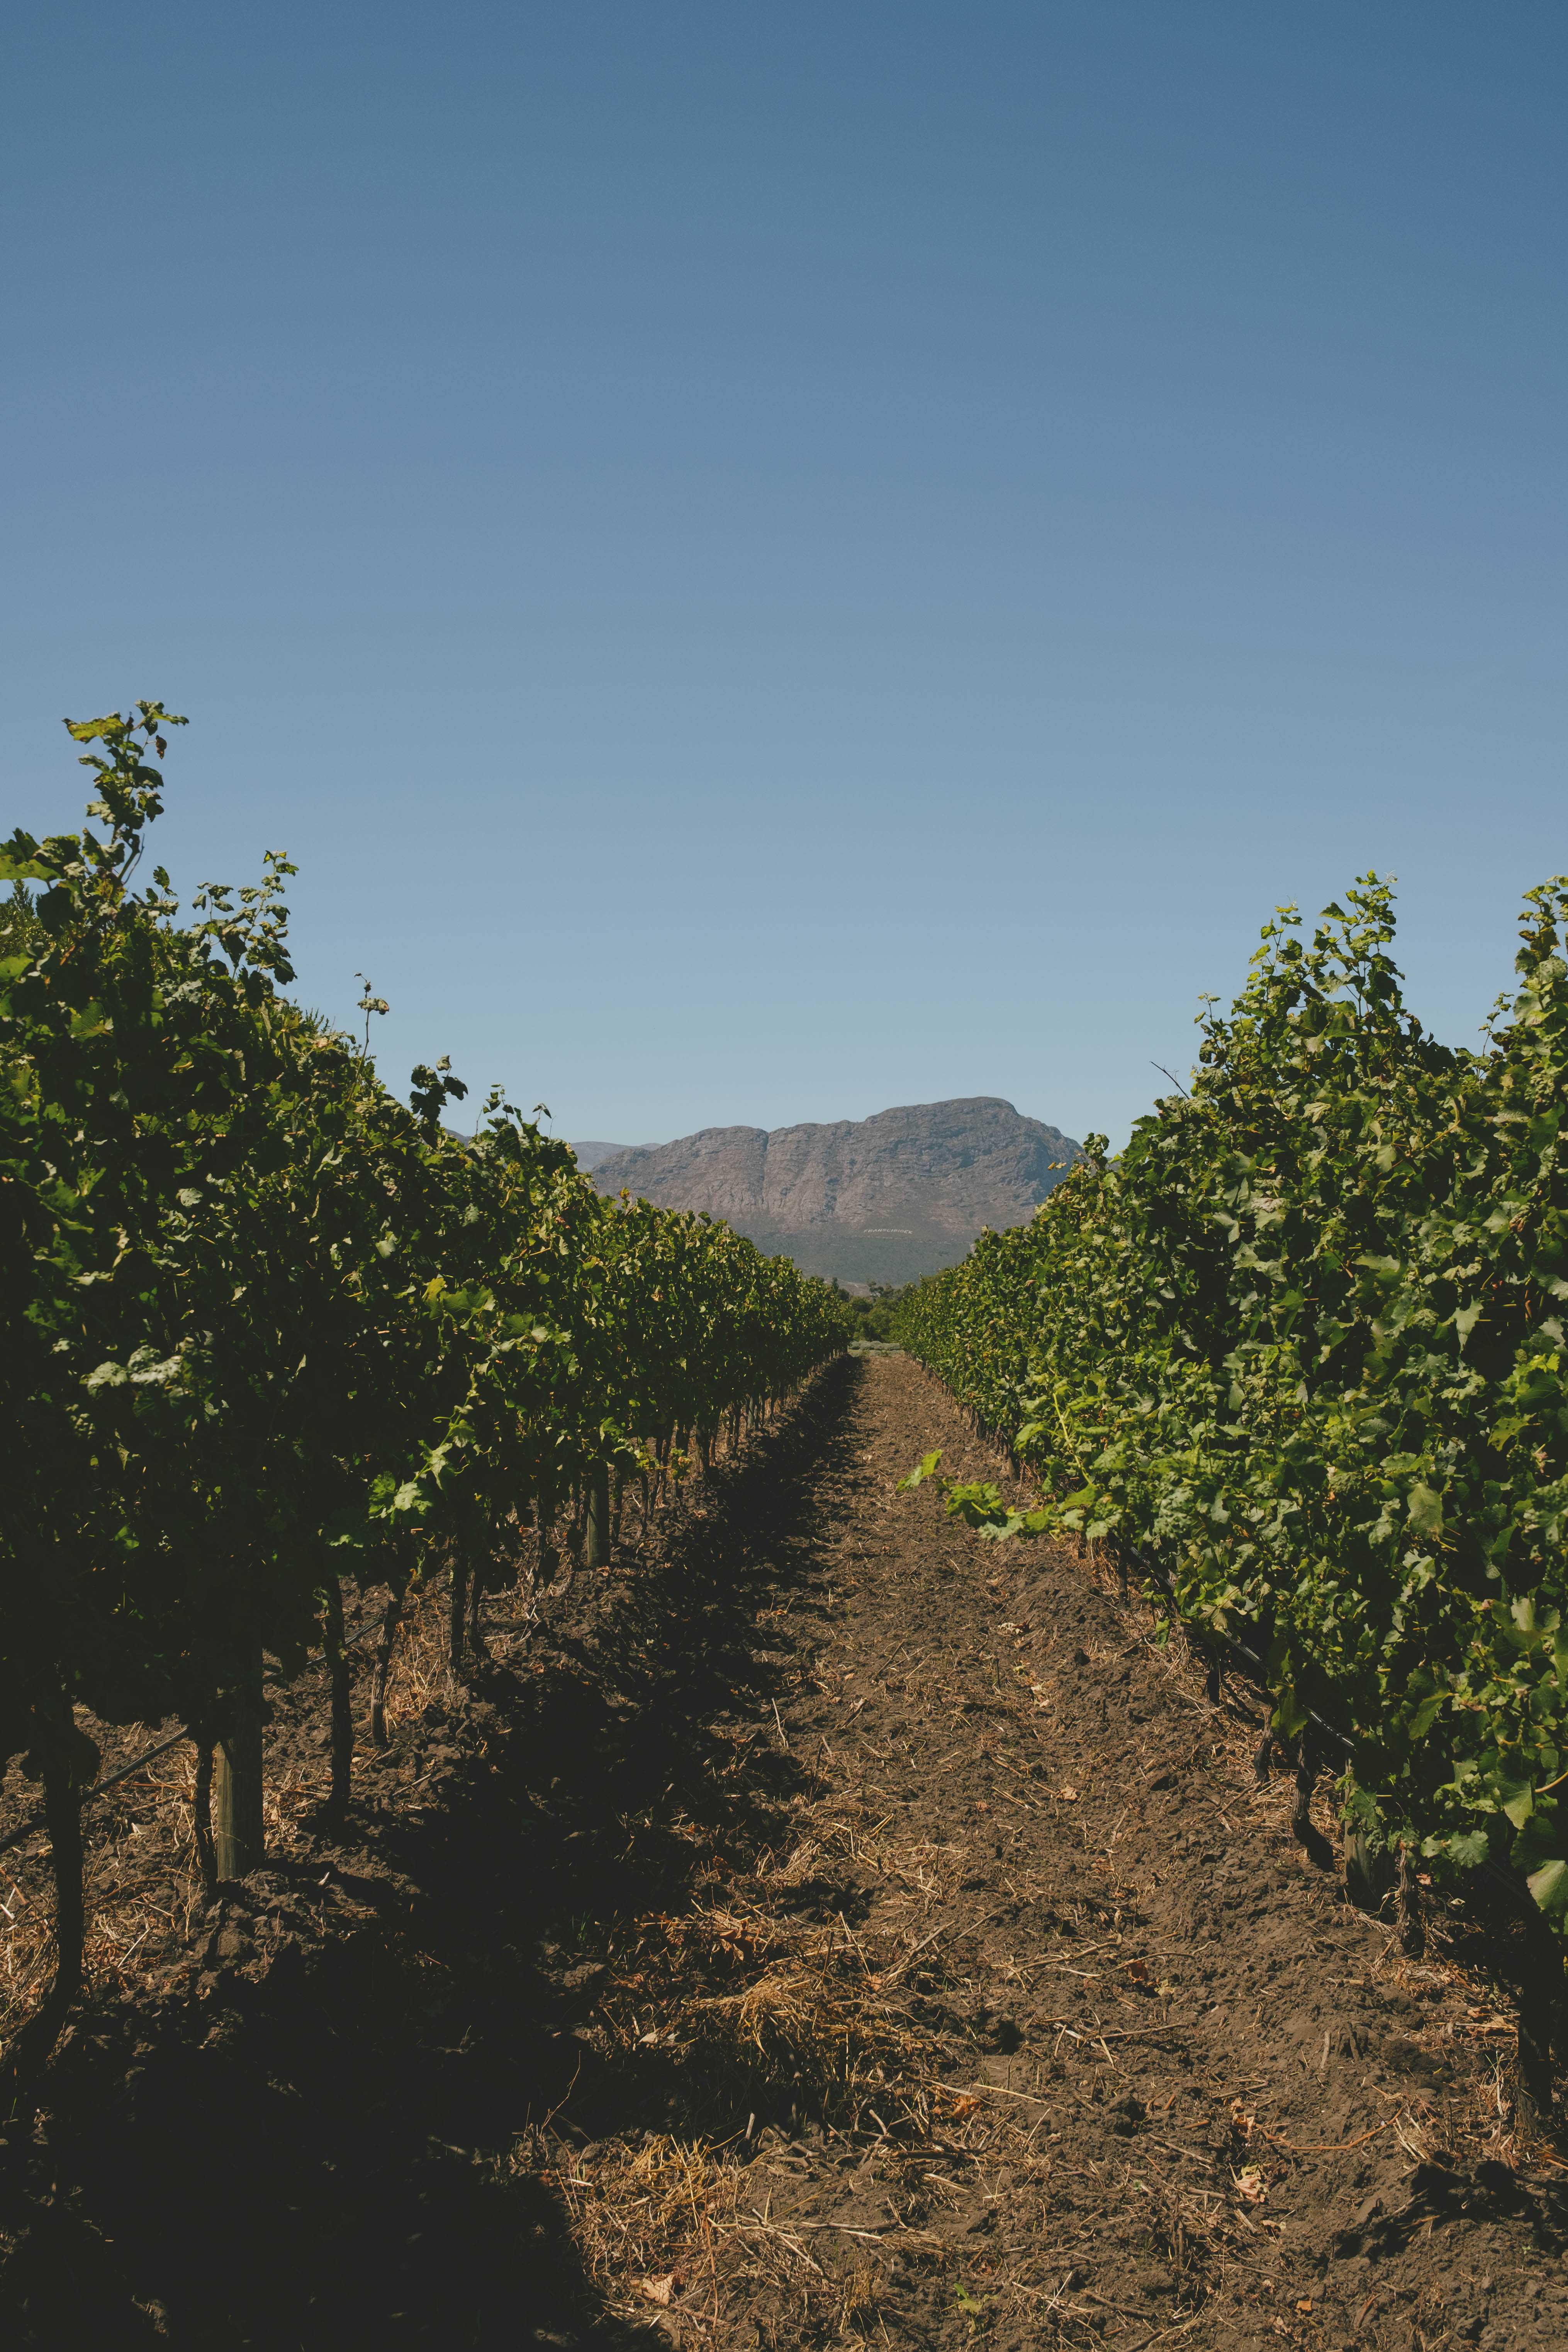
5 2 1564 1148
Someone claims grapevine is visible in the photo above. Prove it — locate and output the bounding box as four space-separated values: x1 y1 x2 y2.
0 705 848 2088
896 877 1568 1998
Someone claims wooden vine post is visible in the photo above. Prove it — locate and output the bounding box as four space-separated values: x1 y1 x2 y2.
214 1643 265 1880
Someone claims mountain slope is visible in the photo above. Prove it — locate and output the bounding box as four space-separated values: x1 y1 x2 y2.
588 1098 1081 1283
567 1140 647 1171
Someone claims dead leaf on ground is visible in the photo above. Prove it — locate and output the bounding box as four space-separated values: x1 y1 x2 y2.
638 2274 677 2306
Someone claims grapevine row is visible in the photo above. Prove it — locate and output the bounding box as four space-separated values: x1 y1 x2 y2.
894 877 1568 2020
0 705 848 2089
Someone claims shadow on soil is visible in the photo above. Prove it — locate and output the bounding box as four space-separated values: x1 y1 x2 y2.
0 1360 864 2350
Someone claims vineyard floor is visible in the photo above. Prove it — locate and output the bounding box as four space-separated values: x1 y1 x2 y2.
4 1356 1568 2349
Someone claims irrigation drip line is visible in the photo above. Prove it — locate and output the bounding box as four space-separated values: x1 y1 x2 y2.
0 1607 386 1865
0 1512 643 1872
0 1726 193 1862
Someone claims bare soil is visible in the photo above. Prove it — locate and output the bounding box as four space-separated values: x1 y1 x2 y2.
3 1353 1567 2349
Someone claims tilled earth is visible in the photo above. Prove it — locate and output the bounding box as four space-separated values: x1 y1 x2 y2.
3 1352 1568 2349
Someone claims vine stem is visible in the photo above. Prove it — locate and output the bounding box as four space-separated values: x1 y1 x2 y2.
0 1739 89 2107
370 1590 404 1748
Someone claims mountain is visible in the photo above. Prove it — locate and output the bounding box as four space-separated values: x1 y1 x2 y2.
568 1139 650 1171
589 1098 1081 1284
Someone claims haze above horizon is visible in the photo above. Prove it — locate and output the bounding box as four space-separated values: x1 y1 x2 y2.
5 3 1564 1149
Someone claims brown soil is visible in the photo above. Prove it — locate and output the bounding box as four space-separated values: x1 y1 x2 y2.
2 1354 1567 2348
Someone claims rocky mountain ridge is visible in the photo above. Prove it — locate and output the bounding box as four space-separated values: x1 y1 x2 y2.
587 1097 1081 1283
567 1139 646 1171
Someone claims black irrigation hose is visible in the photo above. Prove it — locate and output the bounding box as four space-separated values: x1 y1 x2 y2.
0 1726 194 1862
0 1609 386 1865
0 1395 818 1869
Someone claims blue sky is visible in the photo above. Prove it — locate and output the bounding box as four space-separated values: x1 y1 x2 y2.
4 2 1564 1147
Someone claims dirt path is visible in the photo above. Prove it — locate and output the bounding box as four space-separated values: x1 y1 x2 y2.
3 1354 1567 2348
698 1352 1568 2350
